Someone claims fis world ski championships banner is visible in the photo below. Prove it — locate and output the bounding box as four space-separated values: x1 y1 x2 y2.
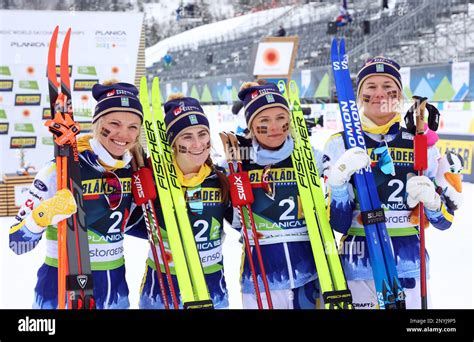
0 10 143 176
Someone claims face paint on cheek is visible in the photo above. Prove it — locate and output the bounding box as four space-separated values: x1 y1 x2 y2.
387 90 399 99
256 126 268 134
101 128 111 138
282 122 289 132
362 94 371 103
178 145 187 153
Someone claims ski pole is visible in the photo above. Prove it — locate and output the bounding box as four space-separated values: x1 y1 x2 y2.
131 146 180 309
220 132 273 309
413 95 428 309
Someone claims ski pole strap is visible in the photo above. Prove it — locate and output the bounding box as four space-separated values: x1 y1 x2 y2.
360 208 386 225
183 299 214 309
323 290 353 309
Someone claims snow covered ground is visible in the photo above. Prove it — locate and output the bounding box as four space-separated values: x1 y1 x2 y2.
0 181 471 309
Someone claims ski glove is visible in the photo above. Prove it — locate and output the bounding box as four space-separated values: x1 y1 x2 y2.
434 151 464 211
327 147 370 187
404 97 440 135
31 189 77 228
406 176 441 211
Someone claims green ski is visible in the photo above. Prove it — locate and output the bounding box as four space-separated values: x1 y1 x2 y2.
140 76 212 309
279 79 352 309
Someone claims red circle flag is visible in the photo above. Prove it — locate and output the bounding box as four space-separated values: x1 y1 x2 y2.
263 48 280 66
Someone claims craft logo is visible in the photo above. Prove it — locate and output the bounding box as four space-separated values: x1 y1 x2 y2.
0 79 13 91
15 94 41 106
74 79 98 91
10 136 37 149
42 107 51 120
0 122 9 134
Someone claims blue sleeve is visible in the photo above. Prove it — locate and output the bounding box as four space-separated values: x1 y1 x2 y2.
9 221 43 255
425 203 454 231
8 161 57 255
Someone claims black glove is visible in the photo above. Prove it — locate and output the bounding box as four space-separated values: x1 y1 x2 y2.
404 96 440 134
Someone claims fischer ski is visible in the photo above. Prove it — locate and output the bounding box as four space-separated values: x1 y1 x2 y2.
330 38 406 309
219 131 273 309
130 146 179 309
139 76 213 309
45 26 95 309
278 79 352 309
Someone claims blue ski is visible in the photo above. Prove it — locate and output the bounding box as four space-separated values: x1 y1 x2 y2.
330 38 406 309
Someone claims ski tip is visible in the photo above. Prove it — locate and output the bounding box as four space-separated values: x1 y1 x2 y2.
139 77 148 96
47 28 60 86
330 38 338 60
289 80 298 96
276 80 286 95
151 77 159 90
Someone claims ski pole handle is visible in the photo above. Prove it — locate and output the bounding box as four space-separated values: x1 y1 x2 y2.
413 96 428 135
228 172 254 206
413 96 428 172
131 145 157 204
